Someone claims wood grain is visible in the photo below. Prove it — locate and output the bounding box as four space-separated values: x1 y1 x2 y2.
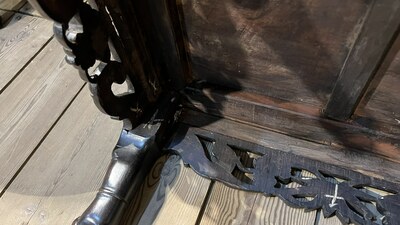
120 155 169 225
134 155 211 225
131 0 189 90
200 182 257 225
248 194 316 225
185 89 400 163
181 110 400 184
0 0 26 26
19 2 41 17
181 0 370 108
0 0 25 10
0 39 85 193
0 13 52 91
317 215 343 225
325 0 400 120
0 86 122 224
354 34 400 136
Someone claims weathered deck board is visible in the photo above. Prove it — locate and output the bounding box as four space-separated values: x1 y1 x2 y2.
0 0 26 26
0 0 25 10
0 13 52 91
0 39 84 194
317 215 343 225
185 89 400 163
19 2 41 17
182 110 400 184
199 170 318 225
354 34 400 136
135 155 211 225
248 194 316 225
181 0 371 108
18 2 43 17
0 86 122 224
0 4 398 225
199 183 257 225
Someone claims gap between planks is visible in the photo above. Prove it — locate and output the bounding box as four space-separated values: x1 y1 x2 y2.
182 110 400 184
0 39 85 194
132 155 211 225
0 85 123 224
0 11 53 92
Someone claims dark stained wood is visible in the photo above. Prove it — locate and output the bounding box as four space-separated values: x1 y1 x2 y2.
34 0 80 23
354 34 400 136
169 124 400 225
120 155 168 225
184 88 400 163
134 155 211 225
95 0 161 103
130 0 190 90
181 109 400 184
180 0 371 108
325 0 400 120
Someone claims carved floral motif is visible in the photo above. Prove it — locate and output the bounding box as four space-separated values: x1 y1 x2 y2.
169 127 400 225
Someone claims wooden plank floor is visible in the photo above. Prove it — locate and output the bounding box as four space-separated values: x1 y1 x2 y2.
0 0 26 27
0 4 343 225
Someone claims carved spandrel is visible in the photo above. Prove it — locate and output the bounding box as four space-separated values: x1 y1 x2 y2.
45 1 158 128
168 126 400 225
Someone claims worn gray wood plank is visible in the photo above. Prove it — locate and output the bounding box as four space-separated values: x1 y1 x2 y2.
120 155 169 225
0 0 26 26
0 86 122 224
0 13 53 91
0 39 84 194
19 2 41 17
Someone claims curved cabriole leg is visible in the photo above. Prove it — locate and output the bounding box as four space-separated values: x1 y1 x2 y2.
73 130 160 225
27 0 179 224
74 93 179 225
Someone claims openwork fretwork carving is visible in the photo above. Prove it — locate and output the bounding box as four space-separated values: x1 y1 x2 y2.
52 1 160 127
169 127 400 225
